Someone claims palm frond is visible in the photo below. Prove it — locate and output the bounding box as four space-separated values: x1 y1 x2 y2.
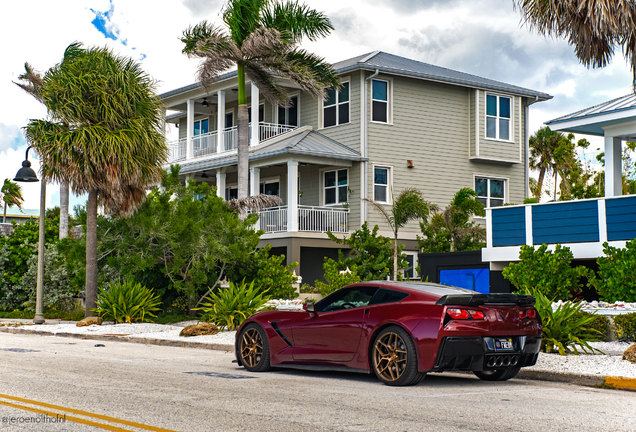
222 0 269 45
1 180 25 210
245 62 290 106
14 63 44 102
227 194 283 212
392 188 437 229
261 1 334 42
362 198 395 233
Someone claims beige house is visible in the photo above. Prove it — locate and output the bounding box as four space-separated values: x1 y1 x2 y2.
160 51 551 283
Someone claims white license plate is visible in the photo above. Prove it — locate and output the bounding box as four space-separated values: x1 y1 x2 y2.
495 338 513 351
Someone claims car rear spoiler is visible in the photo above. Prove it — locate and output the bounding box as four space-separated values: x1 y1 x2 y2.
435 293 535 307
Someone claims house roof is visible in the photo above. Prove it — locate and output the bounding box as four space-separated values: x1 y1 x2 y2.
159 51 551 101
545 93 636 137
174 127 365 173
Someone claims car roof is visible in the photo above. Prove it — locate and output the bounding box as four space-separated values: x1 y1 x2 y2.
350 281 475 299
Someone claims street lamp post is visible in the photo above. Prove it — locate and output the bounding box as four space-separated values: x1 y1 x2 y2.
14 146 46 325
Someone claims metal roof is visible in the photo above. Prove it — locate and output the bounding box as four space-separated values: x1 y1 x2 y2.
547 93 636 125
159 51 551 101
174 128 365 173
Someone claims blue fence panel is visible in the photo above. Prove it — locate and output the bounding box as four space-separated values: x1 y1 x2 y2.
440 268 490 294
491 207 526 246
606 196 636 241
532 200 599 244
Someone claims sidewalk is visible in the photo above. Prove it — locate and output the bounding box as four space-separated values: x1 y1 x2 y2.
1 318 634 391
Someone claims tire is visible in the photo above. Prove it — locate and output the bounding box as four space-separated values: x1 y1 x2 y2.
238 323 271 372
473 367 520 381
372 326 421 386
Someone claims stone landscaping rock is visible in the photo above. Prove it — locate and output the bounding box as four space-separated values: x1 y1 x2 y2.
76 316 103 327
622 343 636 364
179 322 219 337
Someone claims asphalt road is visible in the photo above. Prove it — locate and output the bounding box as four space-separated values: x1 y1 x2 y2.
0 332 634 432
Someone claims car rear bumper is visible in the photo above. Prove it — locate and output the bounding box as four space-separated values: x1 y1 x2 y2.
431 335 541 372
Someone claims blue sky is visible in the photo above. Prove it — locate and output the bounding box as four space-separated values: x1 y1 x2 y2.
1 0 633 212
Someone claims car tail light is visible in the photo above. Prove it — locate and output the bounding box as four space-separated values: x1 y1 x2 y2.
446 308 484 320
527 309 537 319
519 310 527 319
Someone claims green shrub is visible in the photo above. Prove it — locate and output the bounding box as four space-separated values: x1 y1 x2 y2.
300 284 320 294
315 260 361 297
574 311 611 341
195 280 271 331
92 281 162 324
502 244 590 300
613 312 636 342
533 291 603 355
591 240 636 302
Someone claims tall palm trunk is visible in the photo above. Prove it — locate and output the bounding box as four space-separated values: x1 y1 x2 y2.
59 181 69 239
85 189 98 317
2 202 6 224
393 235 398 281
237 64 249 200
536 167 546 200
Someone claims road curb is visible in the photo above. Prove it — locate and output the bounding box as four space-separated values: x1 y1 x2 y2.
603 376 636 391
0 326 235 352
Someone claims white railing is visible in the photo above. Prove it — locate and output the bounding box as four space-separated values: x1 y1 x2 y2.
166 122 299 163
167 138 187 162
193 131 218 158
298 205 349 233
257 206 288 233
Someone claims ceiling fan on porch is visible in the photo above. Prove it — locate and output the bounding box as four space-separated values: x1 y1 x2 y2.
201 98 210 107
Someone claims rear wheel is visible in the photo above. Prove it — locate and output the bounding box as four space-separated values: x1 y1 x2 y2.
473 367 520 381
238 323 270 372
372 326 421 386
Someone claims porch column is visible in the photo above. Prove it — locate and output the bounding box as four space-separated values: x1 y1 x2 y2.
186 99 194 160
604 135 622 197
250 166 260 196
217 90 226 151
287 160 299 232
216 169 226 199
251 84 260 146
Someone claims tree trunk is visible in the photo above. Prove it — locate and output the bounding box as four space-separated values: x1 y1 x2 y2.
536 168 546 200
393 236 398 281
2 202 6 224
553 171 558 200
237 64 249 200
85 189 98 317
59 181 69 239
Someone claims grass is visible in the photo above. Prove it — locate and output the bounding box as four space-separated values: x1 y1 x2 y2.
154 311 191 324
0 309 85 321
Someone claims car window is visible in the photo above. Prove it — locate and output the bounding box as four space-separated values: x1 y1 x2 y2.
369 288 409 305
316 286 378 312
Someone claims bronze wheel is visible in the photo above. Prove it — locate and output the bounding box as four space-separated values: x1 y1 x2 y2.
372 326 422 386
239 323 270 372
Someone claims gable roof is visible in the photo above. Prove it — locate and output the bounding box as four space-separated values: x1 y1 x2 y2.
547 93 636 125
159 51 551 101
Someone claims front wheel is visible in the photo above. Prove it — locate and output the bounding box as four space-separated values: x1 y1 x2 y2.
372 326 421 386
473 367 520 381
238 323 270 372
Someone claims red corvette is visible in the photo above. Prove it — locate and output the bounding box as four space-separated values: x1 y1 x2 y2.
235 281 542 386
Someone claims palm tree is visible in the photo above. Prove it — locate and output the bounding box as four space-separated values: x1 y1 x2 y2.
365 188 437 281
1 179 25 223
529 126 562 200
442 188 486 252
21 43 167 316
181 0 340 200
513 0 636 84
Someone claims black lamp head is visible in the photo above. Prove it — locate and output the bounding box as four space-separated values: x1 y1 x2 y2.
14 159 39 182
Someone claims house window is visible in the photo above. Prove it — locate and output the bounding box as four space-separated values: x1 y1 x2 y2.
475 177 505 208
225 186 238 201
324 169 348 205
373 166 391 203
278 95 298 127
372 79 389 123
259 180 280 196
194 119 209 136
323 82 350 127
403 252 418 279
248 104 264 123
486 94 511 140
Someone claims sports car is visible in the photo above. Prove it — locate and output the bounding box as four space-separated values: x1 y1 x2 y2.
235 281 542 386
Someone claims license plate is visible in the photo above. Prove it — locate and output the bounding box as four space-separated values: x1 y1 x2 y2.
494 338 513 351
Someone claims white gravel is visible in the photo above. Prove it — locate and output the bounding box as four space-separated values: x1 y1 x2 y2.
4 321 635 378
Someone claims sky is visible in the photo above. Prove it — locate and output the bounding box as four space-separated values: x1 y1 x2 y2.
1 0 633 212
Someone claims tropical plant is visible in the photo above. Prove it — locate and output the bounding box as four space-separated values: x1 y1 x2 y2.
528 127 561 200
1 179 25 224
92 281 162 324
365 188 436 281
327 222 405 281
419 188 485 253
613 312 636 342
591 239 636 303
181 0 340 200
502 244 590 300
513 0 636 84
19 43 167 317
315 261 361 297
533 290 603 355
196 280 271 331
574 311 611 342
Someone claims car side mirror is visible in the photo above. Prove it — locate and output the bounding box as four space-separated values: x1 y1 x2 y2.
303 302 315 313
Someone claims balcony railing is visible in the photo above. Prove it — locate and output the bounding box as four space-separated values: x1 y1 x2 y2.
254 205 349 234
166 122 297 163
